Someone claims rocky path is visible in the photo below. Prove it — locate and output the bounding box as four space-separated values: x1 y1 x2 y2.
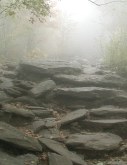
0 61 127 165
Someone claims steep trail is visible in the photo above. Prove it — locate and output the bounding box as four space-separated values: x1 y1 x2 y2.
0 61 127 165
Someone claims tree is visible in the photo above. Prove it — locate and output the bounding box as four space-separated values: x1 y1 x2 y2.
0 0 51 22
88 0 127 6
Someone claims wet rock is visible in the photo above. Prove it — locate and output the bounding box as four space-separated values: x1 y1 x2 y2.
48 153 73 165
81 119 127 138
39 138 86 165
66 133 122 151
60 109 88 127
90 106 127 119
30 80 56 98
17 61 83 81
0 121 42 151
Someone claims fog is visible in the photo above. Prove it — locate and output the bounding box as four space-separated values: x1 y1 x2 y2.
0 0 126 64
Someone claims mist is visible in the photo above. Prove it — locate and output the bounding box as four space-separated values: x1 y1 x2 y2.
0 0 123 64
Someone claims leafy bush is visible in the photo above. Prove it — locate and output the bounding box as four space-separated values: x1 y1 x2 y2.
104 30 127 74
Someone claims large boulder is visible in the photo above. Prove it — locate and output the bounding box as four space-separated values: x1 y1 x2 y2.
54 87 117 100
17 61 83 81
80 119 127 138
66 133 122 151
0 104 35 126
53 74 126 88
0 121 42 151
90 106 127 119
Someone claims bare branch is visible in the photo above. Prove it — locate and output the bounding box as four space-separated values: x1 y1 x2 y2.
88 0 127 6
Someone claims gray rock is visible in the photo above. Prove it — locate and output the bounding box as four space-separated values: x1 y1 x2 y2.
66 133 122 151
0 91 12 102
54 87 117 100
0 104 35 126
60 109 88 127
38 128 60 140
0 151 39 165
80 119 127 138
31 110 53 118
0 77 13 90
30 80 56 98
53 74 126 88
4 87 24 98
3 70 16 79
0 121 42 151
39 138 86 165
18 154 39 165
32 118 56 133
90 106 127 119
48 153 73 165
107 160 126 165
13 80 35 90
17 61 83 81
12 96 39 106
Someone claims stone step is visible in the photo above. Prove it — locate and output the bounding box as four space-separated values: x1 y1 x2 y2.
39 138 86 165
54 87 127 108
48 153 73 165
90 106 127 119
0 121 42 152
17 61 83 81
54 87 117 100
53 74 126 88
60 109 89 127
66 132 122 151
65 133 122 159
80 119 127 138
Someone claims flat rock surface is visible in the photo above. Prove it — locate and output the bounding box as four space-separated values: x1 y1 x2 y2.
81 119 127 138
54 87 118 100
17 61 83 81
90 106 127 119
0 121 42 151
0 151 38 165
39 138 86 165
48 153 73 165
53 74 126 88
30 80 56 98
60 109 88 126
66 133 122 151
32 118 56 133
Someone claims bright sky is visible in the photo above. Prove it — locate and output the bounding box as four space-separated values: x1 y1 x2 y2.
57 0 100 22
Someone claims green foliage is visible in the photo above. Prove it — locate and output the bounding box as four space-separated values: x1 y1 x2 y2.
104 30 127 74
0 0 50 22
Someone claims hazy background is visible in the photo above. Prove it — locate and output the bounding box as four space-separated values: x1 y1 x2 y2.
0 0 126 64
